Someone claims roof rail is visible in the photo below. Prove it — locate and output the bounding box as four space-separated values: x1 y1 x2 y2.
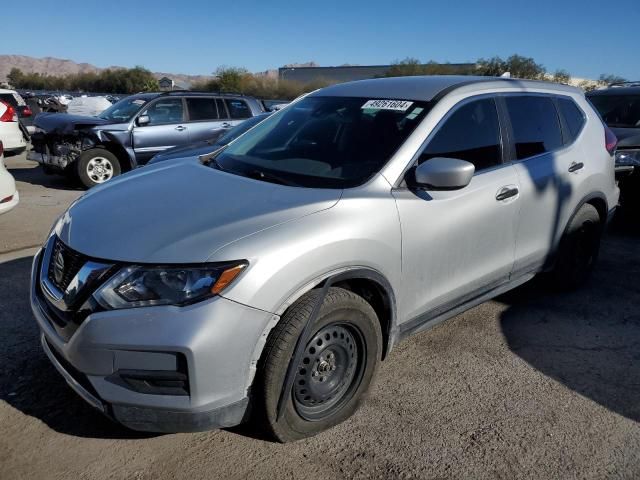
609 81 640 88
159 89 249 97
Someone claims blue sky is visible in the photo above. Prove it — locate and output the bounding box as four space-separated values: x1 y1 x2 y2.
2 0 639 79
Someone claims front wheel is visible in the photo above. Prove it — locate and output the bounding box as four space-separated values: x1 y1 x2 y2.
76 148 121 188
256 287 382 442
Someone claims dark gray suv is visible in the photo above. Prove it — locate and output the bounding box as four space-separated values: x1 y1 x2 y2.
28 91 265 188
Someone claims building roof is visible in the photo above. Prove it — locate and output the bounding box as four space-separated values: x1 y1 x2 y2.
309 75 581 101
279 64 473 83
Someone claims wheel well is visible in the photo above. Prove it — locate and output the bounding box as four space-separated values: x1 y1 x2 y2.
332 278 393 360
96 142 133 172
586 197 607 225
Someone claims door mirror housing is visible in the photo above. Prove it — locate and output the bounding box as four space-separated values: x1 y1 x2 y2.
137 115 150 126
411 157 475 190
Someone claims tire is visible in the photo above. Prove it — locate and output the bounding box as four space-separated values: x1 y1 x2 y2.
550 203 602 289
76 148 121 189
256 287 382 442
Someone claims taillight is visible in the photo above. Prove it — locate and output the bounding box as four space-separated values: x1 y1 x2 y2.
0 101 17 122
605 126 617 155
22 106 32 117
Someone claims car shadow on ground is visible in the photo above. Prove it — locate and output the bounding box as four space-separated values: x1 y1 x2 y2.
7 160 82 192
0 256 157 439
498 225 640 423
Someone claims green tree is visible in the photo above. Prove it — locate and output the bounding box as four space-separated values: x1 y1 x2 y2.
476 55 546 80
7 68 24 87
598 74 626 86
552 69 571 84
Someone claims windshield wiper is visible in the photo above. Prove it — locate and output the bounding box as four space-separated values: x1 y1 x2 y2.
245 169 298 187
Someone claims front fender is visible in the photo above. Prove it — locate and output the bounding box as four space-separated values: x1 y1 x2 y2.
211 187 402 320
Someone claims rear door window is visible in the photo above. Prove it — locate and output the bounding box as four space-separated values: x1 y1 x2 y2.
225 99 251 119
557 97 586 144
421 97 502 172
186 97 219 121
505 96 562 160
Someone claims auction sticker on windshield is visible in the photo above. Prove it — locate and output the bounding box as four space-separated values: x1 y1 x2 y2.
361 99 413 111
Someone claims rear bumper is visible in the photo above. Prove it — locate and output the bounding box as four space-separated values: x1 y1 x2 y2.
0 189 19 215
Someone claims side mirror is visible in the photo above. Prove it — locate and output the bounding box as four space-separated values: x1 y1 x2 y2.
137 115 150 126
411 157 475 190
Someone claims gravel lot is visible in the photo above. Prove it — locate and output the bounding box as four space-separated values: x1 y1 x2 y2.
1 152 639 479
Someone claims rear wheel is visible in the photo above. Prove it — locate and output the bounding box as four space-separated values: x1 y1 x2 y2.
76 148 121 188
551 203 602 289
256 287 382 442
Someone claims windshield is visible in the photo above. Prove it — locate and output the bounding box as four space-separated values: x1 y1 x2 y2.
589 95 640 129
213 96 430 188
98 97 148 122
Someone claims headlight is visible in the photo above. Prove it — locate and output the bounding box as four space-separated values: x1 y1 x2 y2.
615 150 640 167
94 262 247 309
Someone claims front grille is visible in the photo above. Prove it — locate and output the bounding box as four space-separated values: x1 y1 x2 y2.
48 238 87 291
36 242 109 342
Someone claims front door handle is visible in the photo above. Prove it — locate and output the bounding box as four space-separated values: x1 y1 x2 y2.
496 186 519 201
568 162 584 173
220 122 232 128
175 126 186 131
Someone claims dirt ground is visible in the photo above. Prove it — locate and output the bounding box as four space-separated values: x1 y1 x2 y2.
1 153 639 479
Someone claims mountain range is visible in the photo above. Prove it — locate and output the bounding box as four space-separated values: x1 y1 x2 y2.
0 55 321 87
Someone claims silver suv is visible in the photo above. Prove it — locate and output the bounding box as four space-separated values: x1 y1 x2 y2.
28 91 265 188
31 76 619 442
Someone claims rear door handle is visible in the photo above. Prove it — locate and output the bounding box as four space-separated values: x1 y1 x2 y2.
568 162 584 173
220 122 232 128
175 126 186 131
496 186 519 201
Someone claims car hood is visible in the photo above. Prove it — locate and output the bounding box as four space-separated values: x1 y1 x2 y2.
54 159 342 263
34 113 112 134
611 127 640 149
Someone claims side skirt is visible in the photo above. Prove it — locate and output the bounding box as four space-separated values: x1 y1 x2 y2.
398 272 536 341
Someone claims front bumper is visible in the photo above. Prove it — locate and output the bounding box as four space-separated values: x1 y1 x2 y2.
27 150 68 169
30 249 277 432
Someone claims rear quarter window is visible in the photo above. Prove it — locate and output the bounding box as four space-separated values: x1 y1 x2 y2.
557 97 586 144
505 96 563 160
225 99 251 119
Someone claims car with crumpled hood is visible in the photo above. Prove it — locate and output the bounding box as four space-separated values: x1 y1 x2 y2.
28 91 265 188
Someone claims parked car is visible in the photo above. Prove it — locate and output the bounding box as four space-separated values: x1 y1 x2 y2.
147 112 272 165
66 96 112 117
0 99 27 156
0 88 34 136
31 76 618 441
0 141 19 214
587 82 640 215
28 91 265 188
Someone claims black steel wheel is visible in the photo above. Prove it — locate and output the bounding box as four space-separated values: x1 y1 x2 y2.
256 287 382 442
293 323 365 421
